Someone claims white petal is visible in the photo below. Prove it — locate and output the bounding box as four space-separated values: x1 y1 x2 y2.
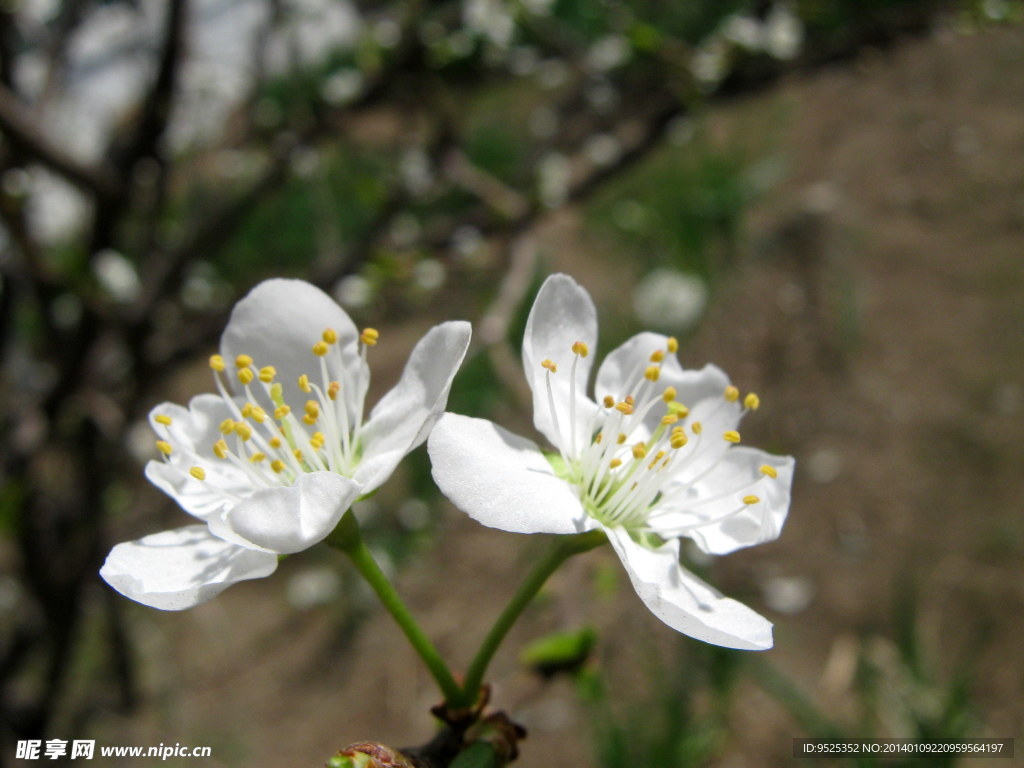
428 413 595 535
607 527 773 650
653 448 795 555
145 394 251 520
357 321 471 493
99 525 278 611
522 274 600 452
220 279 362 409
207 471 361 554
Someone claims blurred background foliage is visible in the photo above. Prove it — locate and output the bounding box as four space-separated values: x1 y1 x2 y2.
1 0 1022 765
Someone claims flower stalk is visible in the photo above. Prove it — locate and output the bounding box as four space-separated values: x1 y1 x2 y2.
458 529 606 709
328 511 463 706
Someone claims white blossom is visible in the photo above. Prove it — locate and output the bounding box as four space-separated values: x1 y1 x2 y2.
429 274 793 649
102 279 470 609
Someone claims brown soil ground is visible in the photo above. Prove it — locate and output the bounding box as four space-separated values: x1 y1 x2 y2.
90 20 1024 768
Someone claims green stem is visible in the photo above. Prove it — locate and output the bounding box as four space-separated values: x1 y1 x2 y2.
327 511 463 706
458 529 607 708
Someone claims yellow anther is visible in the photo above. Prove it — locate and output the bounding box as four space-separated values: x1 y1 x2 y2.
270 382 283 401
219 418 235 435
214 439 229 459
250 453 266 464
743 495 761 505
269 436 282 448
625 396 635 405
615 401 633 415
274 405 291 420
670 433 688 449
648 450 666 469
294 449 304 461
234 422 253 441
322 328 338 344
632 443 647 460
237 368 254 385
259 366 276 383
251 406 267 423
666 337 678 353
328 381 341 400
723 430 741 444
298 374 311 393
644 365 660 382
760 464 778 479
724 386 740 402
305 400 319 417
541 359 558 373
271 460 286 474
603 395 615 408
241 403 253 418
312 341 329 357
572 341 589 357
235 354 253 369
155 414 172 426
609 458 623 469
662 386 677 403
650 349 665 363
156 440 173 455
303 415 317 425
661 413 679 426
744 392 761 411
189 466 206 481
617 433 627 444
360 327 379 346
667 401 689 417
595 432 604 444
691 421 702 435
209 354 226 372
312 431 325 443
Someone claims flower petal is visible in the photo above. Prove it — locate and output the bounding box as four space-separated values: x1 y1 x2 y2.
652 448 795 555
428 413 595 535
606 527 773 650
145 394 251 520
220 279 362 409
207 471 361 554
99 525 278 610
357 321 471 493
522 274 599 453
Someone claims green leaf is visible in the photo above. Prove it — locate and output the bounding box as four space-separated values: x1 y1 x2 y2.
520 626 597 679
450 742 501 768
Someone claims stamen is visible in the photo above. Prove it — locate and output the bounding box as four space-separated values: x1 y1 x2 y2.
723 430 741 444
650 350 665 363
541 359 557 373
250 453 266 464
743 495 761 505
632 443 647 460
298 374 311 393
615 401 633 415
238 368 254 385
691 421 702 435
328 381 340 400
234 422 253 441
662 386 676 402
571 341 589 357
259 366 276 383
760 464 778 478
189 467 206 480
235 354 253 369
603 395 615 408
360 328 379 346
312 341 329 357
666 337 678 353
214 440 229 459
724 386 740 402
323 328 338 344
271 460 286 474
209 355 226 372
744 392 760 410
156 441 173 455
610 458 622 469
617 433 627 444
644 366 660 382
269 437 282 449
274 405 291 420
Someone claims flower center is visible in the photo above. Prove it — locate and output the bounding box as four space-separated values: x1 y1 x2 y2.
151 327 380 495
541 337 774 534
